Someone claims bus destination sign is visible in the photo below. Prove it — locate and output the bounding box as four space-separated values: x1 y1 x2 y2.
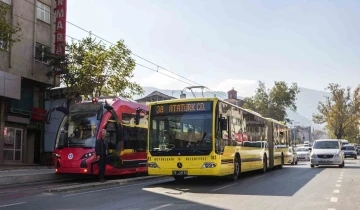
152 102 212 115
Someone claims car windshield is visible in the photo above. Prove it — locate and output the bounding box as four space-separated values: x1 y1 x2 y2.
296 147 309 152
55 103 101 148
313 141 339 149
343 146 355 150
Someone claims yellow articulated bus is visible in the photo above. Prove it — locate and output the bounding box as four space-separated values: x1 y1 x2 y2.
146 97 291 181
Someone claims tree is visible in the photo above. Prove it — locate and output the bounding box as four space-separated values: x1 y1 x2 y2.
243 81 300 122
46 35 144 105
312 129 326 140
0 2 21 50
313 83 360 140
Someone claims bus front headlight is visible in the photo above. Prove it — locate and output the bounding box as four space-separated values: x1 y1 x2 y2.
202 162 217 168
147 162 160 168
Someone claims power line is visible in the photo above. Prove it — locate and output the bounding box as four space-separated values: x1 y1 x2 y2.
13 12 201 90
17 2 229 98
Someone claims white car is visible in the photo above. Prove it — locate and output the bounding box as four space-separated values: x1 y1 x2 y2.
310 139 345 168
287 147 298 165
296 147 311 161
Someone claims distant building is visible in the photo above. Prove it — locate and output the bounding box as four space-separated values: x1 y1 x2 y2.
291 126 312 143
224 88 244 107
135 91 176 104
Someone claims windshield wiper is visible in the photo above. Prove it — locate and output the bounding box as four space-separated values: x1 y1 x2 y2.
191 150 205 154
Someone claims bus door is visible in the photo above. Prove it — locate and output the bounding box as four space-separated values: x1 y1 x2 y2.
104 120 123 169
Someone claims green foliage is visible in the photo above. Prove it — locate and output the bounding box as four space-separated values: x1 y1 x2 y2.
0 3 21 50
313 83 360 140
243 81 300 122
46 35 144 103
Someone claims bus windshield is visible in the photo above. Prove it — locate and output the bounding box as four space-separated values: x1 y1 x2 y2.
55 103 101 148
149 112 213 156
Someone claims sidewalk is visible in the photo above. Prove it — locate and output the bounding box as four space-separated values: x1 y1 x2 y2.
0 167 73 186
46 175 166 193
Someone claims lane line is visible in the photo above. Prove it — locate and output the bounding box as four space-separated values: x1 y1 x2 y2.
150 203 173 210
330 197 338 202
327 208 336 210
337 180 342 183
63 179 172 197
0 202 27 208
210 183 238 192
333 189 339 193
335 184 341 187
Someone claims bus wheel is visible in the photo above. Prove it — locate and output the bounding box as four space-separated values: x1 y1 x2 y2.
229 156 240 181
262 156 267 174
279 153 284 169
173 176 185 181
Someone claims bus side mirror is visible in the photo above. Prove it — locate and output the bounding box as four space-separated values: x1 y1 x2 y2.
219 118 227 131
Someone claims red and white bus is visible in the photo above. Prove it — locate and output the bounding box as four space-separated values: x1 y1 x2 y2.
46 96 149 176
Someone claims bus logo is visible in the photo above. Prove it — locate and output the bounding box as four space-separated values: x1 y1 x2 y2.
177 162 183 168
68 153 74 160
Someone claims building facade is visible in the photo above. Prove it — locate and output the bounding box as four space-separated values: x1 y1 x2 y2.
224 88 244 107
0 0 62 165
135 91 176 104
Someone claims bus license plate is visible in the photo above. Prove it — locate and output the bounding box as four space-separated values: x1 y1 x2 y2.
172 170 188 176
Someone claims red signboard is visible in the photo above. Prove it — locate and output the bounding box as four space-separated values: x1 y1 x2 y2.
31 108 47 121
54 0 67 56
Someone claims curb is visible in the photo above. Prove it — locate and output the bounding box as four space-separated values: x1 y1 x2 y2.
45 176 166 193
0 173 73 186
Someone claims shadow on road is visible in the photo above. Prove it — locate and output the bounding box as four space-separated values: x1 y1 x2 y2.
145 165 324 197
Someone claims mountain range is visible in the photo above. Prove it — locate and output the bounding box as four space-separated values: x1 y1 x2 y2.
133 86 330 130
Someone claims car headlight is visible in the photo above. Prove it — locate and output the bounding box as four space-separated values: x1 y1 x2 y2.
334 153 341 158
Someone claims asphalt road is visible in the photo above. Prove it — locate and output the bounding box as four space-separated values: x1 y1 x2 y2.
1 159 360 210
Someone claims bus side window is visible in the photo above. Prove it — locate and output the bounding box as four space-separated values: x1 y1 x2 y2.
105 122 117 150
123 126 133 149
134 127 147 152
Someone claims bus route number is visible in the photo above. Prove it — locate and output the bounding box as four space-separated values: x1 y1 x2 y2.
156 106 164 114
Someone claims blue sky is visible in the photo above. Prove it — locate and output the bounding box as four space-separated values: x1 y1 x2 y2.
66 0 360 97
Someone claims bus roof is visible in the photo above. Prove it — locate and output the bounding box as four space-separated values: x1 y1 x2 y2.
148 97 287 127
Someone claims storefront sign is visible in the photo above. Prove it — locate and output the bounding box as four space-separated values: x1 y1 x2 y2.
31 108 47 121
54 0 67 56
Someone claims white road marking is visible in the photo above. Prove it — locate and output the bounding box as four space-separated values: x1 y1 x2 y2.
330 197 338 202
211 183 238 192
333 189 339 193
0 202 27 208
327 208 336 210
335 184 341 187
150 204 173 210
337 180 342 183
63 179 172 197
